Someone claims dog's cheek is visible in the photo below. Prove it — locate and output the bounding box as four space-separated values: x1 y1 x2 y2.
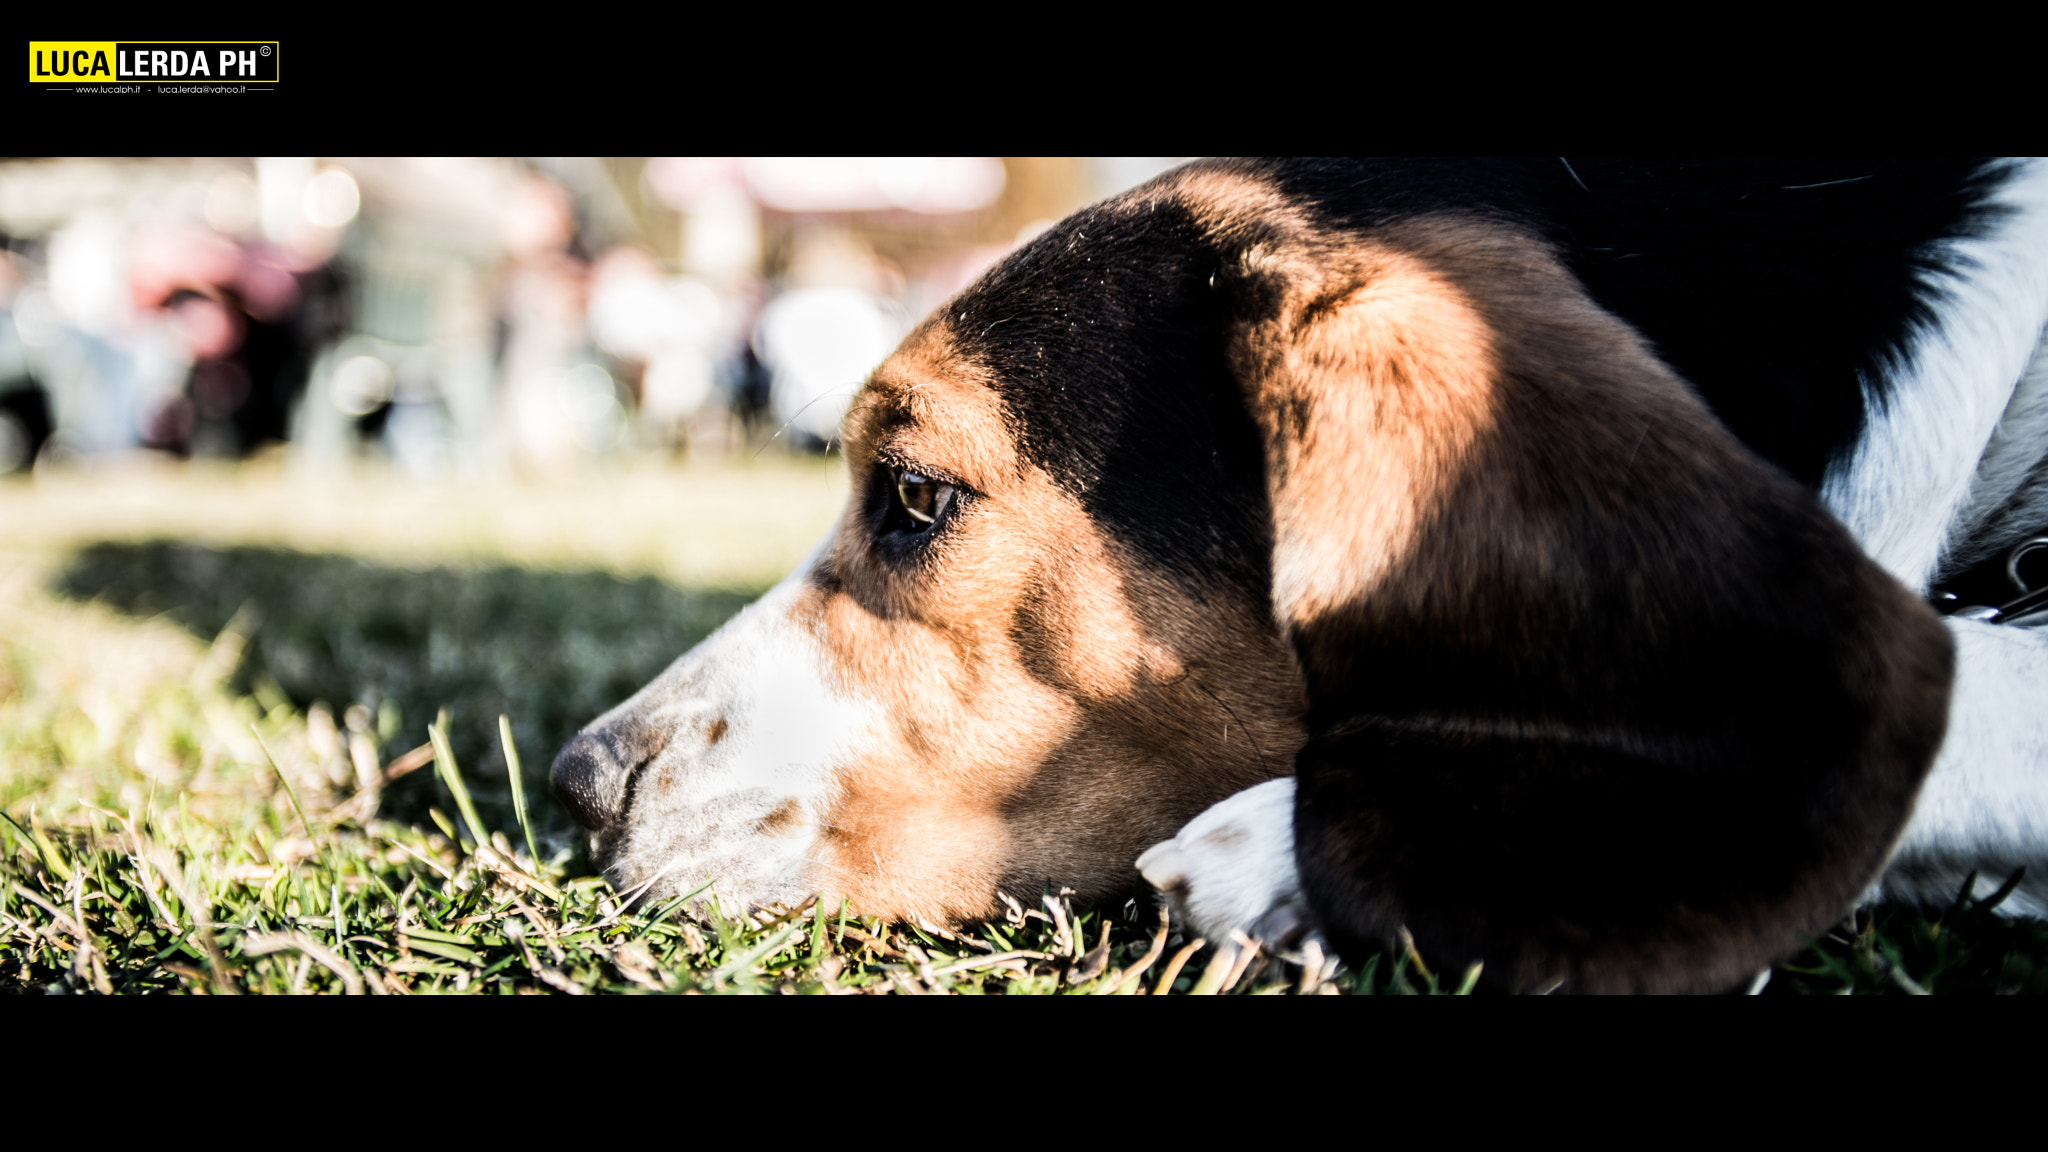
806 671 1087 922
812 779 1021 922
804 572 1081 921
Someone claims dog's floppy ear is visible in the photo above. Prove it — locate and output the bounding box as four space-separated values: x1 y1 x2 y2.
1222 213 1954 993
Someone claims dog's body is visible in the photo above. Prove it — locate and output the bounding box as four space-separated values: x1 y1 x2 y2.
553 159 2048 992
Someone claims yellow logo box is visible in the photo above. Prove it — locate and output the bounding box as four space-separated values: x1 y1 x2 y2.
28 42 279 83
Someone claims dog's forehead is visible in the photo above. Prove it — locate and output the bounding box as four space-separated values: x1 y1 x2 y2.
856 330 1022 491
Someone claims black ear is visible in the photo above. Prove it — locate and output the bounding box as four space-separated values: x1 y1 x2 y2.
1228 214 1954 993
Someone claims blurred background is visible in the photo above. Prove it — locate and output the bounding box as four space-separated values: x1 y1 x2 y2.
0 157 1188 859
0 157 1191 475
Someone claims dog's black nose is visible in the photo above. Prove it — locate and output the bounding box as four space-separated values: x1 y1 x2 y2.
549 720 669 832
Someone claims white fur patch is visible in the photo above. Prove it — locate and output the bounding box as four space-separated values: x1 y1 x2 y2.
1823 159 2048 593
1940 321 2048 578
1137 777 1308 943
1879 617 2048 918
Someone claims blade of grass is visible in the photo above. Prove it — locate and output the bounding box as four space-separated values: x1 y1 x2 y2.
1154 936 1206 995
12 885 87 941
143 844 236 995
1218 929 1260 993
398 925 476 946
499 714 542 868
1103 902 1172 995
428 720 489 852
250 723 313 833
1 810 63 881
1974 867 2028 915
375 832 453 880
243 931 364 995
1454 961 1484 995
710 921 802 986
1187 942 1235 995
400 935 486 965
926 949 1051 976
72 872 109 994
638 878 716 930
427 808 459 842
22 810 73 882
1397 925 1434 985
474 844 563 903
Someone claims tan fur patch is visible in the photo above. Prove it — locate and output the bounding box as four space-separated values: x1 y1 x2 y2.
1237 247 1502 627
1152 169 1306 243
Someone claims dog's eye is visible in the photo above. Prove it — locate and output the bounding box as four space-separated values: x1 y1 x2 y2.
895 469 955 528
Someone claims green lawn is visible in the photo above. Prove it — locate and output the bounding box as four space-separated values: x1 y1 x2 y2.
3 459 2040 994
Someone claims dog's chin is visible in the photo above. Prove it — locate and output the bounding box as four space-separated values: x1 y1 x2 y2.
601 855 822 917
594 813 825 915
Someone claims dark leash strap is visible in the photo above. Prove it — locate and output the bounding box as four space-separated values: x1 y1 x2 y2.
1934 536 2048 625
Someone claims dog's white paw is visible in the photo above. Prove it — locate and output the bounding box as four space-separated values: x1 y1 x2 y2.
1136 777 1312 945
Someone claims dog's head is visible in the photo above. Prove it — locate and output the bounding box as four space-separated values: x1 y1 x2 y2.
551 159 1952 991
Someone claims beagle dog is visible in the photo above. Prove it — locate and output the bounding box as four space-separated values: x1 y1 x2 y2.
551 159 2048 993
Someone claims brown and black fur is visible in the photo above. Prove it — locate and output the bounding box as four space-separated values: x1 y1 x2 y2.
941 159 1964 992
555 158 1981 990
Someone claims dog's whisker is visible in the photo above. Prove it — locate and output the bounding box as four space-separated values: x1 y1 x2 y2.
753 386 865 459
800 856 860 884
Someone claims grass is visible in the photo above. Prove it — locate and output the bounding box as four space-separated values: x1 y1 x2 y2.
47 539 754 853
3 458 2044 994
